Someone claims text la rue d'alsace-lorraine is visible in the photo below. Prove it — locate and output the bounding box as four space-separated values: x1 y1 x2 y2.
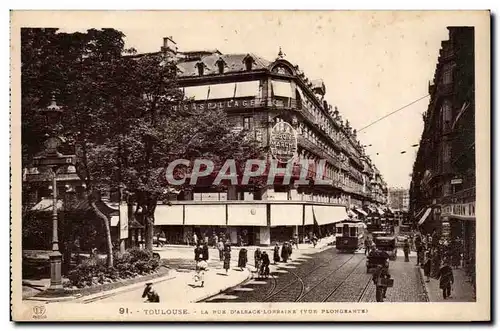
164 158 334 186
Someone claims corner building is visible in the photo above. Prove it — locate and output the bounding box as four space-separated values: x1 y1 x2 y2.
132 38 389 246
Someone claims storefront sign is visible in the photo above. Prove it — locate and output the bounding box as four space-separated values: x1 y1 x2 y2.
169 98 285 112
441 201 475 219
451 178 463 185
269 122 297 163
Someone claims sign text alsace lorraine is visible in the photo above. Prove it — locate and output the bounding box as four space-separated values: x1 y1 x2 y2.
269 122 297 163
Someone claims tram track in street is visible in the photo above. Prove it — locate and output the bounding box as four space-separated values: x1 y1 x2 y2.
356 277 373 302
264 252 357 302
319 255 367 302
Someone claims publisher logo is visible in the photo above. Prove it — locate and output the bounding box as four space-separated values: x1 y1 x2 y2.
32 306 47 319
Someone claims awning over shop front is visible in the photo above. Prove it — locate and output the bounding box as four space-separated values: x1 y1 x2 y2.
354 207 368 217
304 205 314 225
271 80 294 98
185 205 226 226
347 210 357 218
418 208 432 226
271 204 302 226
234 81 261 98
312 205 348 226
365 206 376 214
155 205 184 225
228 204 267 226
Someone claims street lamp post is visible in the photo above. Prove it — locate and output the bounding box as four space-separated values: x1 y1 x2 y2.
33 95 76 293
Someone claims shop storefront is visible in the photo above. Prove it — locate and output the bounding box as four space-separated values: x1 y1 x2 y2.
147 201 348 246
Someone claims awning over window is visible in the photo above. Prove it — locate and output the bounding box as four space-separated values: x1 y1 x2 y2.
296 87 306 101
271 80 294 98
208 82 236 100
184 85 210 100
235 81 261 98
354 208 368 217
418 208 432 226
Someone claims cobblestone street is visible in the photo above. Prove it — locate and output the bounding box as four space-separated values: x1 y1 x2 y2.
203 247 427 303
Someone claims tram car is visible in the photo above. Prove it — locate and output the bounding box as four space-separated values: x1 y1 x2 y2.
335 220 366 252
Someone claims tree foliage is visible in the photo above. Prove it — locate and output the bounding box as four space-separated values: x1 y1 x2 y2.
22 28 262 258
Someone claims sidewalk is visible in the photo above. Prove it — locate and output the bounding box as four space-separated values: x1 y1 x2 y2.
419 267 476 302
25 236 336 303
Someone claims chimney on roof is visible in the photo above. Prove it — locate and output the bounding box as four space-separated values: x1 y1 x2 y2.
162 36 178 60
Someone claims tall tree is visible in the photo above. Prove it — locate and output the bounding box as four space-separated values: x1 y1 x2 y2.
22 28 263 259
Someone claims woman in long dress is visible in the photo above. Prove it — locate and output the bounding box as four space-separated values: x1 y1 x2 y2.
273 243 280 264
281 242 289 263
238 248 248 271
223 242 231 274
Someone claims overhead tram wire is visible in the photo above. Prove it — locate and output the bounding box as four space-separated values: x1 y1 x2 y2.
357 94 430 133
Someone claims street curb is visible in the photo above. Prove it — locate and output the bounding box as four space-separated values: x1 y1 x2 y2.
417 267 431 302
79 271 178 304
194 267 252 303
25 295 79 303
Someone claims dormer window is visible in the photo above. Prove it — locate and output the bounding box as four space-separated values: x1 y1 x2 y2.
215 57 226 75
196 62 205 76
243 54 254 71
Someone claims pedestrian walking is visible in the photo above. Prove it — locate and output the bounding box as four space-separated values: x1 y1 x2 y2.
193 233 198 247
273 243 280 264
260 251 270 278
194 259 208 288
312 234 318 248
403 239 410 262
202 241 209 261
223 242 231 274
237 234 243 247
238 247 248 271
293 233 299 249
372 265 392 302
281 242 289 263
217 239 225 261
254 248 262 272
213 233 218 249
437 258 454 299
288 241 293 260
423 249 431 282
364 237 370 255
194 243 203 271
